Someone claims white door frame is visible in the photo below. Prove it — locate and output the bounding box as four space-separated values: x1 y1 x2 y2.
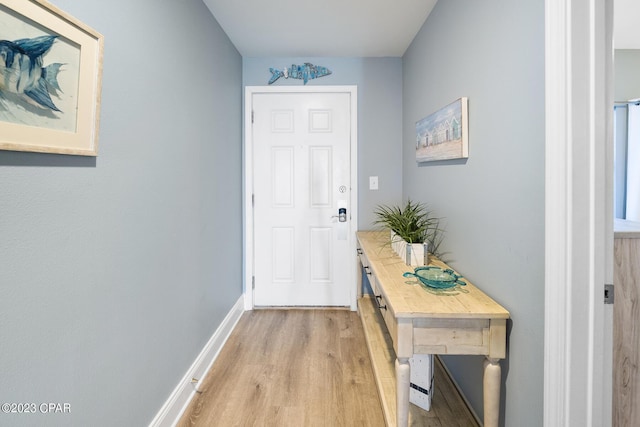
243 85 359 311
544 0 613 425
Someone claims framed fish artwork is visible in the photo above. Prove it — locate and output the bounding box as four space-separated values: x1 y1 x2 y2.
0 0 103 156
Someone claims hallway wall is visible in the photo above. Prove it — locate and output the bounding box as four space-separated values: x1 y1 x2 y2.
0 1 243 425
402 1 545 425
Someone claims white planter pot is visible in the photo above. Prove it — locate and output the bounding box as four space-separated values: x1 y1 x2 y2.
390 231 430 266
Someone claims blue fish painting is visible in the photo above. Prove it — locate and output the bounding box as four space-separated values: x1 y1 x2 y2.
0 35 63 112
268 63 332 85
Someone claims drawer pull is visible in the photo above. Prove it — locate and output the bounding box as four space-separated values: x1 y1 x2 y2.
375 294 387 311
357 248 363 255
364 266 372 275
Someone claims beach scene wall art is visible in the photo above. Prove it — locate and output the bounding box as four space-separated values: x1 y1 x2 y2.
415 97 468 163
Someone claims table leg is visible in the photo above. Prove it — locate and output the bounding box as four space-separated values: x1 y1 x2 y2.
483 357 501 427
396 357 410 427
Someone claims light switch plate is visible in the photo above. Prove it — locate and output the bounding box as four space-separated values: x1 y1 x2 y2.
369 176 378 190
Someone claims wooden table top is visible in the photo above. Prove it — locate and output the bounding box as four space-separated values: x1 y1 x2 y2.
357 231 510 320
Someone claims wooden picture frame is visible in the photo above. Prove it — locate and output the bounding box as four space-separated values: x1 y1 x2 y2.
415 97 468 163
0 0 103 156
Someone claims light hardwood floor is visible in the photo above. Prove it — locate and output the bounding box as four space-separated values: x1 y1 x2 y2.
178 309 478 426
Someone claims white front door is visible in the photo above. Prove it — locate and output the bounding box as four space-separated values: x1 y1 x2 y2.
251 90 354 307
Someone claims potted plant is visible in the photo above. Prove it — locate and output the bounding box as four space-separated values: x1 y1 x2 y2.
373 199 443 266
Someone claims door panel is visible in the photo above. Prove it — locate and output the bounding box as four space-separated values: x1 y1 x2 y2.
272 148 294 206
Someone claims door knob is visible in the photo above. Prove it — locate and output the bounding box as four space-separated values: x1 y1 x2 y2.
338 208 347 222
331 208 347 222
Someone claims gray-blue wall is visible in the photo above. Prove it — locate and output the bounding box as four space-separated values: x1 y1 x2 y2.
403 1 545 425
243 57 404 228
0 0 243 425
615 49 640 102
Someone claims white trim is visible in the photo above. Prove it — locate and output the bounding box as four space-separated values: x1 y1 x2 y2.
544 3 569 423
243 85 359 311
544 0 613 425
148 296 245 427
603 0 615 421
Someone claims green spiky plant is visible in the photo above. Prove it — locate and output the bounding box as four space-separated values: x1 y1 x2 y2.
373 199 444 257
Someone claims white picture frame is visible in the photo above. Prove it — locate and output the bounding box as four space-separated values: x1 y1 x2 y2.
0 0 104 156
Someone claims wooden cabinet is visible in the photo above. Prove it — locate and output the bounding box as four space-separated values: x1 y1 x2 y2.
613 219 640 426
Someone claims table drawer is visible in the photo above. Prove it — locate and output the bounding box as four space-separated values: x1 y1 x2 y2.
375 291 397 348
412 318 494 356
358 248 377 294
367 269 379 295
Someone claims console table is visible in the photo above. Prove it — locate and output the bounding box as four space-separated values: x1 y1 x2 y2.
356 231 510 427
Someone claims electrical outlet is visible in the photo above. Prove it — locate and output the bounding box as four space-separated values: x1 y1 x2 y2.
369 176 379 190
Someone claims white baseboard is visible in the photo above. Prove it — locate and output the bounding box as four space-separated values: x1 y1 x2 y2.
149 296 245 427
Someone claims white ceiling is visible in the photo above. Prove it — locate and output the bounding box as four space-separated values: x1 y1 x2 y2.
202 0 639 56
615 0 640 49
201 0 438 57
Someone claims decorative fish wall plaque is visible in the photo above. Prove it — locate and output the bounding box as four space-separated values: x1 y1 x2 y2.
0 35 63 112
268 63 331 85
